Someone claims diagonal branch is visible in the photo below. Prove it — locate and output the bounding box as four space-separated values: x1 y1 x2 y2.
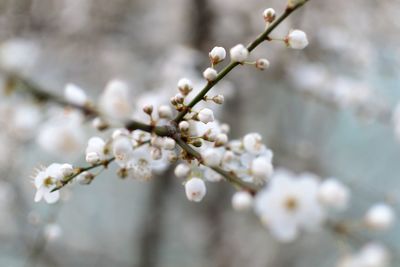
173 1 309 123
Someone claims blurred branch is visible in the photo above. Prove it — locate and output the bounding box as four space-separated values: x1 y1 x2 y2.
5 74 99 117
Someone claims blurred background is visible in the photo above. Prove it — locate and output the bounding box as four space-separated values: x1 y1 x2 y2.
0 0 399 266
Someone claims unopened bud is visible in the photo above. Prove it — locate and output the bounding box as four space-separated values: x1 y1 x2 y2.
212 95 224 104
263 8 276 23
143 104 153 115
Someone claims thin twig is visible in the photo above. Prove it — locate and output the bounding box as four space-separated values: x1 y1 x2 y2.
173 1 309 123
51 157 115 192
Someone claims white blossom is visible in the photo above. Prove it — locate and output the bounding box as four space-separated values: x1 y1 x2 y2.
60 164 74 177
365 203 395 231
230 44 249 63
9 102 41 140
179 121 190 132
203 168 223 182
37 110 85 156
263 8 276 23
318 178 350 210
34 164 64 204
163 138 176 150
358 243 390 267
64 83 87 106
0 38 39 73
177 78 193 95
256 58 270 70
99 79 132 119
251 156 273 182
203 67 218 81
254 170 325 242
198 108 215 124
243 133 263 154
232 191 253 211
158 105 173 119
286 30 309 50
92 117 108 131
44 223 62 241
202 148 222 167
215 133 228 146
174 163 191 178
85 137 106 164
338 243 390 267
209 46 226 64
212 95 224 104
113 136 134 167
185 178 206 202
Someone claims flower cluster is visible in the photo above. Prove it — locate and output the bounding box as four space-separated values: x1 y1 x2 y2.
254 170 349 242
0 1 396 265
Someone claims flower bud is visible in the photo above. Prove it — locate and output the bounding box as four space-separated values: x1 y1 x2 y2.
112 129 129 139
64 83 87 106
163 137 176 150
232 191 253 211
143 104 153 115
215 133 228 147
86 152 100 164
230 44 249 63
365 203 395 231
179 121 190 132
203 67 218 81
202 148 222 167
170 96 178 106
251 156 273 180
60 164 74 177
158 105 173 119
185 178 206 202
243 133 263 154
198 108 214 124
177 78 193 95
209 46 226 65
318 179 350 210
92 117 109 131
285 30 308 50
263 8 276 23
174 93 185 104
212 95 224 104
174 163 191 178
255 58 270 70
220 123 230 134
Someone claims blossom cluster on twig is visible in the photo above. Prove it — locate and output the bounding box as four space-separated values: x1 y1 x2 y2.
0 0 397 266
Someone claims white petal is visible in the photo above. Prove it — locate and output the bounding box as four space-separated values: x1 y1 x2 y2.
44 191 60 204
34 189 44 202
